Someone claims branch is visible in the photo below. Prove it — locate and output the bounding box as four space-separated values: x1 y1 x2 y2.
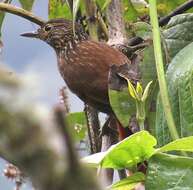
0 3 45 25
107 0 127 45
159 0 193 26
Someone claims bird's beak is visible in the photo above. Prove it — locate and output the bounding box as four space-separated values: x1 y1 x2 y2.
20 31 39 38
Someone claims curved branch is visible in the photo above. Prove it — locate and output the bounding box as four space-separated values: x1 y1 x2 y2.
0 3 46 26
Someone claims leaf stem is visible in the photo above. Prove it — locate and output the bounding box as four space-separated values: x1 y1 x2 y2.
149 0 179 140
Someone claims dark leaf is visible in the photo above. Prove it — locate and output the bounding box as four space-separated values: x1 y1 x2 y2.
146 153 193 189
108 63 140 127
163 13 193 58
156 42 193 146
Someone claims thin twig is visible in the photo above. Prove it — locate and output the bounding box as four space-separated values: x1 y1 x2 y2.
159 0 193 26
0 3 45 25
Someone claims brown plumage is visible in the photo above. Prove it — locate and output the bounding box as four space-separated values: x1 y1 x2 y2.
21 19 133 139
57 40 130 113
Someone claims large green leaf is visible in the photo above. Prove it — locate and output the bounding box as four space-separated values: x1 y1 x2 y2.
163 14 193 58
101 131 156 169
49 0 72 19
83 131 157 169
145 153 193 189
156 42 193 146
83 129 193 170
111 172 145 190
66 112 87 142
19 0 35 11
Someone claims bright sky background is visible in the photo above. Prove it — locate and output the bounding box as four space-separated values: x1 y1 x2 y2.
2 0 84 112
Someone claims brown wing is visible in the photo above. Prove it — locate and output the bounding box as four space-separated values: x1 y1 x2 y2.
59 40 131 113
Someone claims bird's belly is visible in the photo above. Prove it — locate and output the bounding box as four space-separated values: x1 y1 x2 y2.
60 65 111 113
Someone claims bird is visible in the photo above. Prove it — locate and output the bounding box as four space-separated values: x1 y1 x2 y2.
21 18 137 140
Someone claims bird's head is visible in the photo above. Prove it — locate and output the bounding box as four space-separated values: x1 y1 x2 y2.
21 18 87 50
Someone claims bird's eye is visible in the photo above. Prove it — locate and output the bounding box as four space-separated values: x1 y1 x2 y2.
44 25 52 32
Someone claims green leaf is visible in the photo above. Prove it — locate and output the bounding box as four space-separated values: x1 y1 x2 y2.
66 112 87 141
157 0 193 16
145 153 193 189
163 13 193 58
131 22 152 40
157 136 193 153
156 42 193 146
108 88 136 127
19 0 35 11
101 131 157 169
123 0 138 22
111 172 145 190
83 131 157 169
49 0 72 19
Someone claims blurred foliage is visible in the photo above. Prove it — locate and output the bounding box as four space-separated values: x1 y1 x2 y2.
49 0 72 19
66 112 87 141
157 0 193 16
19 0 35 11
123 0 138 22
0 65 19 87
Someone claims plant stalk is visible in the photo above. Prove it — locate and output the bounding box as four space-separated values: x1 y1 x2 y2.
136 101 145 131
149 0 179 140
